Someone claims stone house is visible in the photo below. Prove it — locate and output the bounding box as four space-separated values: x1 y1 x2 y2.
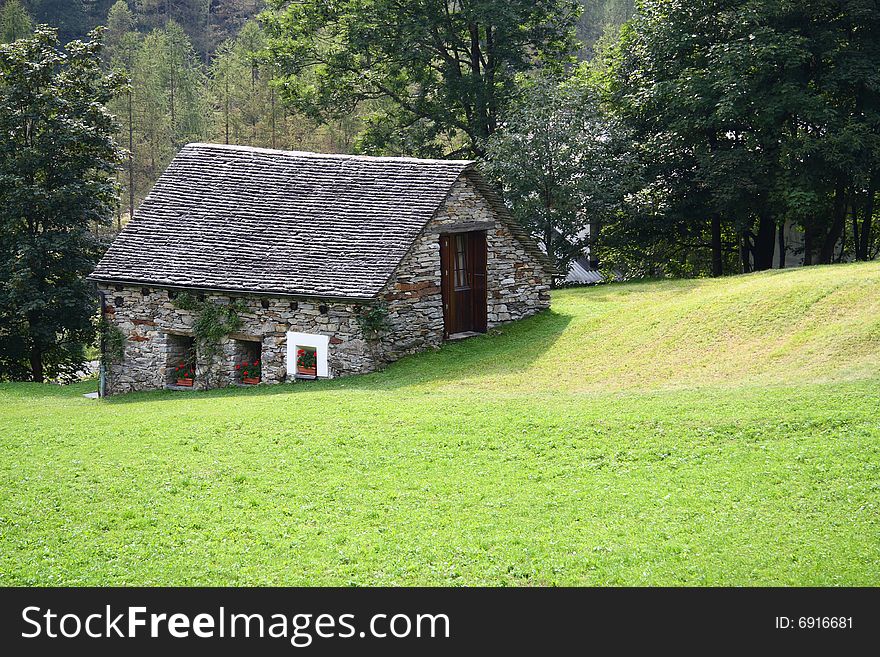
90 143 553 395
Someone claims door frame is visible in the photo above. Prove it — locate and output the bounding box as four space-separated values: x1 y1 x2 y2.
440 230 488 338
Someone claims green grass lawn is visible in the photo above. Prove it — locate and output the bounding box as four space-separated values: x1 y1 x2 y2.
2 262 879 585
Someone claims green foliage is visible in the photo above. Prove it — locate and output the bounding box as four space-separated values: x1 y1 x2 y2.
262 0 582 157
23 1 263 55
0 26 123 382
25 0 89 43
295 348 315 370
597 0 880 275
173 293 247 388
208 20 280 147
485 74 638 274
97 316 125 368
355 301 391 342
575 0 634 58
0 0 32 42
2 264 880 584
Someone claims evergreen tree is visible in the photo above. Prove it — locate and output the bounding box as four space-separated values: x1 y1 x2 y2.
26 0 89 42
208 19 278 147
0 0 32 42
104 0 140 226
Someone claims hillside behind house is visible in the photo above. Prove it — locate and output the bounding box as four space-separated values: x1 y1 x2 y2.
1 263 878 586
385 261 880 394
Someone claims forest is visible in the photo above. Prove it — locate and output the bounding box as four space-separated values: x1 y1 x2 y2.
0 0 878 380
0 0 636 230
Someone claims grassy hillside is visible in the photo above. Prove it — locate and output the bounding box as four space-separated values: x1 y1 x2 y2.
1 263 879 585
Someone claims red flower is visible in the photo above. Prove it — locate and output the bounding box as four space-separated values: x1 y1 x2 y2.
235 364 241 370
255 360 260 365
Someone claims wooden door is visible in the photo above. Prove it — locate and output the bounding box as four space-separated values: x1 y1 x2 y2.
440 231 487 337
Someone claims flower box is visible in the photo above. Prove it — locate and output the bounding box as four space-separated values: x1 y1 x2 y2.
237 358 261 384
173 359 195 387
296 347 317 377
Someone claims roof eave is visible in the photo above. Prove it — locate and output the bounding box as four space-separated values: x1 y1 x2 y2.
86 275 378 303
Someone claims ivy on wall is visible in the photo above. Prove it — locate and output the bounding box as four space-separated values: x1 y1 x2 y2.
173 293 248 389
98 317 125 369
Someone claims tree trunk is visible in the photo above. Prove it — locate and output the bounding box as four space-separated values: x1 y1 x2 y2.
169 30 176 146
710 214 723 276
270 86 276 149
803 224 814 265
544 221 553 269
29 344 44 383
851 201 862 261
777 222 786 268
128 88 135 222
468 22 489 145
858 173 875 260
740 231 752 273
819 181 847 264
753 214 776 271
224 75 229 145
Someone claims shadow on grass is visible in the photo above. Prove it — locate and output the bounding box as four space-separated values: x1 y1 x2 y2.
350 308 573 391
102 308 573 404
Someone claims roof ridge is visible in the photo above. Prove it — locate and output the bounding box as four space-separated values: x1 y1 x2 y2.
184 142 476 167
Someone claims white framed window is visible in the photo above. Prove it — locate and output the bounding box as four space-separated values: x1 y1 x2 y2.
286 332 330 378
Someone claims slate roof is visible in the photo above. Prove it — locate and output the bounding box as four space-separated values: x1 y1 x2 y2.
91 143 551 299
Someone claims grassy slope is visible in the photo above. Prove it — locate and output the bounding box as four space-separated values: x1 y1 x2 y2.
1 262 879 585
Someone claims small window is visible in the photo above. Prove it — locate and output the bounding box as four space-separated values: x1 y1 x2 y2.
454 234 469 289
286 332 330 380
166 334 196 388
261 299 270 309
234 339 262 384
295 346 318 378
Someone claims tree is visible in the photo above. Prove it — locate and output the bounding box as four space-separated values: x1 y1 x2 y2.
263 0 582 157
25 1 90 42
104 0 140 226
575 0 634 59
598 0 880 275
161 19 207 146
485 75 636 273
208 19 276 146
0 0 32 42
0 26 123 381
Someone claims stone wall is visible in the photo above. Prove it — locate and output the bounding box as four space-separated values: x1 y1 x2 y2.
99 176 551 395
99 286 379 395
379 177 552 360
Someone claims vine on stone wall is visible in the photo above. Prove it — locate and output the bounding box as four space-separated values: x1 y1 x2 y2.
173 293 248 388
98 317 126 369
356 300 391 370
356 301 391 341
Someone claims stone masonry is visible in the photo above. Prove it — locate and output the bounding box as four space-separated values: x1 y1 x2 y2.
379 176 552 361
99 176 551 395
